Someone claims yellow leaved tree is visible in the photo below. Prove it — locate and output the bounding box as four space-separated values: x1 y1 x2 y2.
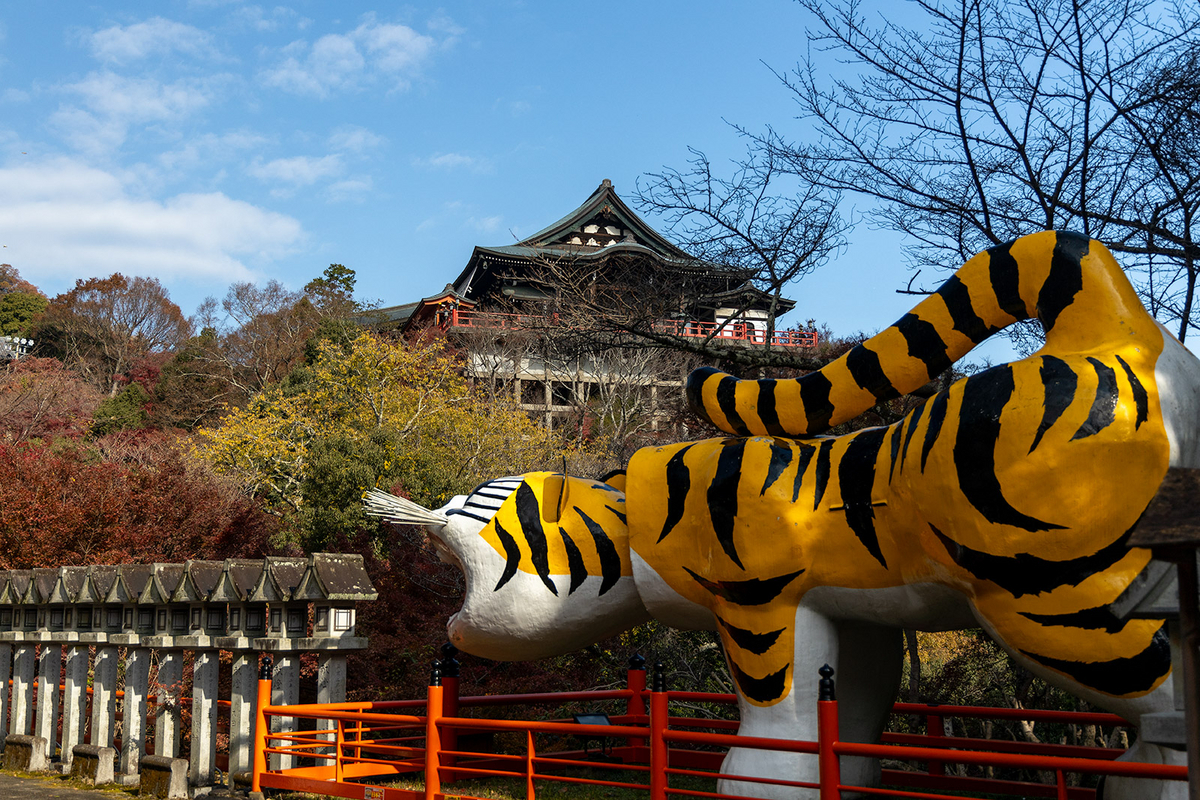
195 332 562 548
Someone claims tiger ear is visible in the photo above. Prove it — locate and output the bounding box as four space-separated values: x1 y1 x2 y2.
599 469 627 493
540 473 569 523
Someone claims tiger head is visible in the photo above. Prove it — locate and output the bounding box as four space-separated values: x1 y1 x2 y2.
366 472 649 661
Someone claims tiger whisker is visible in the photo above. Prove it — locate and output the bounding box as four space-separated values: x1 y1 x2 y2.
363 489 449 528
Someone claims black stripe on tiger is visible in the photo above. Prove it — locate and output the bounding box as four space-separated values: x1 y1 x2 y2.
1030 356 1077 453
896 312 953 379
716 616 785 655
800 372 835 432
954 367 1066 532
515 483 558 595
792 444 815 503
920 390 949 472
1071 358 1118 440
491 519 522 592
931 521 1135 598
1116 355 1148 429
730 660 789 704
989 240 1027 320
717 375 752 436
847 345 901 403
707 440 748 569
839 428 888 568
761 439 793 495
447 508 491 524
813 440 833 510
685 367 716 419
900 402 925 470
1020 624 1170 696
576 507 622 595
1018 604 1130 634
755 380 787 436
683 566 805 606
888 423 903 483
558 527 587 595
935 274 997 344
1039 232 1088 333
658 445 694 543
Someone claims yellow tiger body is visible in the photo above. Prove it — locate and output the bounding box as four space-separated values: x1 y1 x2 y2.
372 231 1194 799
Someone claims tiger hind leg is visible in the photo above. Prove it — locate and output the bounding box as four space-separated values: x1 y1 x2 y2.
717 607 903 799
971 605 1182 800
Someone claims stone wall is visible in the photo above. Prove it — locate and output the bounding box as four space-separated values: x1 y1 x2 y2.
0 554 377 789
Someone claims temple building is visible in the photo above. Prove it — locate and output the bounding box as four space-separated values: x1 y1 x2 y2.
372 179 816 428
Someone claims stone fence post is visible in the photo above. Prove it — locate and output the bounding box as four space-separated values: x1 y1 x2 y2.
0 554 377 791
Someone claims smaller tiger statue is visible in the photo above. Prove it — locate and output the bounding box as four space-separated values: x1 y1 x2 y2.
367 232 1197 800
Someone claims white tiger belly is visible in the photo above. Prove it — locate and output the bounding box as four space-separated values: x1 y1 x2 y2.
630 549 717 631
802 583 976 630
1154 322 1200 468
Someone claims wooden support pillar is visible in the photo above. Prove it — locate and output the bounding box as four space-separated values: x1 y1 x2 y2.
60 645 89 769
119 647 151 779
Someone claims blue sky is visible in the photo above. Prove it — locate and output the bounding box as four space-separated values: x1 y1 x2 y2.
0 0 1016 360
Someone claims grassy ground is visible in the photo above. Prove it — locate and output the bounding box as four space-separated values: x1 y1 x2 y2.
276 766 719 800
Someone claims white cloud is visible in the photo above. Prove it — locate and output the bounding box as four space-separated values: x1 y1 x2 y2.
259 18 438 98
248 154 344 186
89 17 217 63
158 130 273 174
467 215 504 234
328 177 373 202
0 158 304 288
328 125 385 153
427 14 465 44
226 5 302 32
414 152 490 172
51 71 219 153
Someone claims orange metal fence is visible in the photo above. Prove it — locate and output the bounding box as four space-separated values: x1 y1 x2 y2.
250 662 1187 800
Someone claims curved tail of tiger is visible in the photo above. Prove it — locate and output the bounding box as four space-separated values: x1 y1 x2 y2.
687 230 1158 437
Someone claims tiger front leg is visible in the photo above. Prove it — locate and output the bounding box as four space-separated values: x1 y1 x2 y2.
719 606 903 800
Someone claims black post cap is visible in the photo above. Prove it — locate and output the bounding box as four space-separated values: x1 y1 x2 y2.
653 661 666 692
628 654 646 670
440 642 460 678
818 664 835 701
258 654 273 681
430 659 442 687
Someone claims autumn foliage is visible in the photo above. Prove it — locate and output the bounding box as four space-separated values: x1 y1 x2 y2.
0 433 278 569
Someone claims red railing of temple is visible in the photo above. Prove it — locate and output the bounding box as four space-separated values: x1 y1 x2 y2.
249 666 1184 800
446 309 819 349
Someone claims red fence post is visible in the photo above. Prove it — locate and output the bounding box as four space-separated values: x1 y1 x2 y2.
334 719 345 783
817 665 841 800
626 654 647 752
649 662 668 800
926 708 946 776
525 730 536 800
251 655 273 793
425 662 443 800
440 643 460 783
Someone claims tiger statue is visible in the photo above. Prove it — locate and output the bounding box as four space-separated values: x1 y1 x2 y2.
366 231 1197 800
